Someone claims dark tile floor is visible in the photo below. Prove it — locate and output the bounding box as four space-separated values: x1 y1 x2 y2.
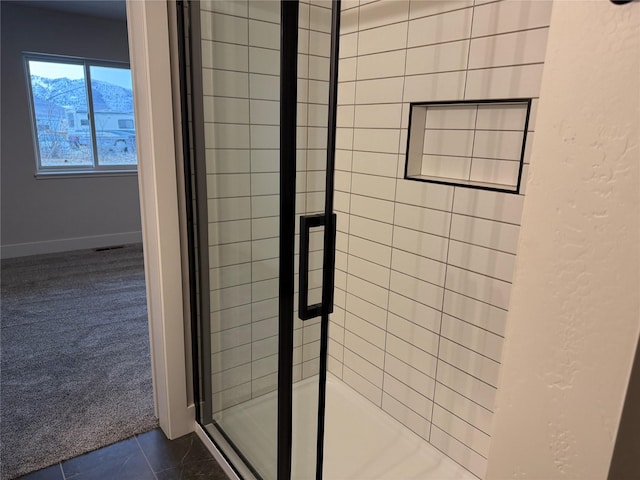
17 428 230 480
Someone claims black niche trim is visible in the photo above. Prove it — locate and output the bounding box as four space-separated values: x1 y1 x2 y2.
404 98 532 195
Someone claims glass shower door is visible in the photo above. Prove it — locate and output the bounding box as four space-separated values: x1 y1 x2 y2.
181 1 338 479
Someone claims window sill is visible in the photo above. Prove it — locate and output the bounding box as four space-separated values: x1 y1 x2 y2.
35 170 138 179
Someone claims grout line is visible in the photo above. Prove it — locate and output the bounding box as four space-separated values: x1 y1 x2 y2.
344 4 475 36
343 321 385 353
385 330 440 362
428 186 456 442
435 380 494 414
340 350 505 415
342 344 384 378
439 310 506 338
438 378 495 415
337 97 540 109
342 268 509 320
438 334 502 364
383 350 437 385
202 59 545 85
209 232 515 284
201 36 281 54
390 276 509 311
342 143 529 157
348 197 523 227
300 1 312 370
385 373 496 438
345 3 546 39
336 0 362 381
211 279 509 337
342 365 383 406
134 435 159 480
348 262 445 292
438 355 499 390
236 5 253 402
428 427 483 479
380 0 411 400
212 350 318 381
463 2 476 97
467 106 479 180
431 422 489 461
316 22 551 62
383 396 434 436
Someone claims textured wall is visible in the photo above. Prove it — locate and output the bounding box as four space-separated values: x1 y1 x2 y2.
329 1 552 476
0 3 141 257
487 1 640 478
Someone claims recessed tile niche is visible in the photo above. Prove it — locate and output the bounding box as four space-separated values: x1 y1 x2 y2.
405 99 531 194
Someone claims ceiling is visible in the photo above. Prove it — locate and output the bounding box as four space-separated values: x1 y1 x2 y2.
9 0 127 21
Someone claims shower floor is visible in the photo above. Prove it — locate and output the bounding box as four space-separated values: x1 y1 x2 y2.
208 374 475 480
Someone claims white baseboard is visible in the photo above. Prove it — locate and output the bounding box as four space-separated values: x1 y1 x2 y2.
0 231 143 259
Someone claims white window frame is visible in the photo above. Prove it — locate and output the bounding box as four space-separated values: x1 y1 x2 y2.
24 53 137 176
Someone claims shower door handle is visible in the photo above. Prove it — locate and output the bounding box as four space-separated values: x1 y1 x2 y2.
299 213 336 320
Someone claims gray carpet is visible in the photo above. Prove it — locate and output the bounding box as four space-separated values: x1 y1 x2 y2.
0 244 158 479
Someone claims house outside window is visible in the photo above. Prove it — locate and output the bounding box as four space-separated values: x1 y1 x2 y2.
25 54 137 175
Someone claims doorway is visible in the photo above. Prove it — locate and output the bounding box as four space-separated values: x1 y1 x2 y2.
0 2 156 478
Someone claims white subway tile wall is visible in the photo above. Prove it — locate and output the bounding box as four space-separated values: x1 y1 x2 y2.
332 0 551 477
202 0 333 415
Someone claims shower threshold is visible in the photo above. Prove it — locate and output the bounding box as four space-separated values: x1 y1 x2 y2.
206 374 475 480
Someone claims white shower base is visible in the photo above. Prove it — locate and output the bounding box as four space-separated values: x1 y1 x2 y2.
207 374 475 480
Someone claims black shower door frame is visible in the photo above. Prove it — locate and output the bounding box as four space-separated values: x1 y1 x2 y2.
180 1 341 479
279 2 341 480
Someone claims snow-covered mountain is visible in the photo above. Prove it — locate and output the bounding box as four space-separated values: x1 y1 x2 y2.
30 75 133 113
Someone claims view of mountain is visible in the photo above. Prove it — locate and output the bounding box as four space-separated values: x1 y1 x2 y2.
30 75 133 113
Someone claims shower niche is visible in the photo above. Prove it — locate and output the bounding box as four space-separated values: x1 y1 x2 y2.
405 99 532 194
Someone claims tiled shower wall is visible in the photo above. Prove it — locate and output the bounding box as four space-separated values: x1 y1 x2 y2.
328 0 552 477
202 0 332 415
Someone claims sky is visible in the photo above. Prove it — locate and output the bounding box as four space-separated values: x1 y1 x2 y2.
29 61 132 90
90 66 133 89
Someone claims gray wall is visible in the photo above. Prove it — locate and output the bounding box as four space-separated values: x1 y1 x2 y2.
0 3 141 258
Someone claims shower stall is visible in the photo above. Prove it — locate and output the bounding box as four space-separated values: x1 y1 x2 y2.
178 0 552 479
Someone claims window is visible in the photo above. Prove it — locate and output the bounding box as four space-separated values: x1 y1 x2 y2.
25 54 137 174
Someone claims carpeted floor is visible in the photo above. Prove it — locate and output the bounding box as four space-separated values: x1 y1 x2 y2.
0 244 158 480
